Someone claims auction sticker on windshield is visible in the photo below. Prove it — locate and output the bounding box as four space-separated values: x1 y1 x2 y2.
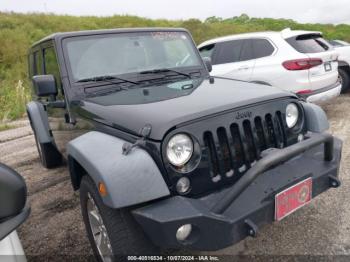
151 31 185 40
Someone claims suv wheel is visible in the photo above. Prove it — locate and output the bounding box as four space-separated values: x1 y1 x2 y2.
339 68 350 93
80 176 158 261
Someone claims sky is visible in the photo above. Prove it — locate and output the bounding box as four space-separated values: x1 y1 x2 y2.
1 0 349 25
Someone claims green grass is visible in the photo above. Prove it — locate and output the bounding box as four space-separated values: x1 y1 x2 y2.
0 124 13 131
1 12 350 121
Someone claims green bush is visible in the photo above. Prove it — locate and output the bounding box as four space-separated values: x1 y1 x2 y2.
0 12 349 121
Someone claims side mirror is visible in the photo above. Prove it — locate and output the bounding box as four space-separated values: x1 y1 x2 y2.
0 164 30 240
32 75 58 97
202 57 212 73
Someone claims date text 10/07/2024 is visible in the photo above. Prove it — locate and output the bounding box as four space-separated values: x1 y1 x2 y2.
127 256 220 261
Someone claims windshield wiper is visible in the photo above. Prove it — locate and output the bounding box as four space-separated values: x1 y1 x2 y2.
76 75 139 85
139 68 191 78
85 86 127 97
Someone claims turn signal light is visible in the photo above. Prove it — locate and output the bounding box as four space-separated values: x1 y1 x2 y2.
98 182 108 196
282 58 323 70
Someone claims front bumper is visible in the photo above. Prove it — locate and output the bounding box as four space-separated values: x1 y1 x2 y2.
133 133 342 251
305 81 341 103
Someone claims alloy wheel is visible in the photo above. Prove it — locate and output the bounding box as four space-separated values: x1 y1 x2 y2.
338 74 343 86
87 193 113 262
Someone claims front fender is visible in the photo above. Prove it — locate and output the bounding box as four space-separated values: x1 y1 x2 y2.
301 102 329 133
67 131 170 209
26 101 52 144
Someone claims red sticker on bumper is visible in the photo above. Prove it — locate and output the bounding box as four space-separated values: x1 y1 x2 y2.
275 178 312 221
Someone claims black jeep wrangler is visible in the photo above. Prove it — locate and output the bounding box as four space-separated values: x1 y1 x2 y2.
27 28 342 258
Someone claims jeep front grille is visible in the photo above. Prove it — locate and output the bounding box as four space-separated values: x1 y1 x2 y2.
203 112 286 181
163 98 304 196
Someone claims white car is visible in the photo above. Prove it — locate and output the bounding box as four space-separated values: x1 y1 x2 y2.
0 232 26 262
0 164 29 262
328 40 350 92
198 28 341 103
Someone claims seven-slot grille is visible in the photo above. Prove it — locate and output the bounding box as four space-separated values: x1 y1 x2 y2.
203 112 286 181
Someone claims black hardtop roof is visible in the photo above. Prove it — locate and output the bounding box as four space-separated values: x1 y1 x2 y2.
31 27 189 48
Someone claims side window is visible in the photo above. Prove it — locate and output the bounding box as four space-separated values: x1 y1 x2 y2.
240 39 255 61
33 51 43 75
214 40 244 65
43 46 62 89
252 39 275 59
28 53 35 78
199 44 216 59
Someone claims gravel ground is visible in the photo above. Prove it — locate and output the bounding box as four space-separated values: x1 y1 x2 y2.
1 95 349 261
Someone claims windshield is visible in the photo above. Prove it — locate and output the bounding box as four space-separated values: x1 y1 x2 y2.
64 31 202 82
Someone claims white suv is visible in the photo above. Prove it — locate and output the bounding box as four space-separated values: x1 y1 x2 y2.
198 28 341 103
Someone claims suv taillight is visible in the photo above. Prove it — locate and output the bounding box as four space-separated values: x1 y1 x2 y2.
296 89 312 95
282 58 323 70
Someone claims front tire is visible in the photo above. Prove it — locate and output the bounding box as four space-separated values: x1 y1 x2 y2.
339 68 350 93
80 176 157 261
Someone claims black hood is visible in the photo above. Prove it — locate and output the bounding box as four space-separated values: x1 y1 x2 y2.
76 77 296 140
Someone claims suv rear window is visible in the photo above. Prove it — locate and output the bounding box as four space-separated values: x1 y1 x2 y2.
286 34 330 53
252 39 275 59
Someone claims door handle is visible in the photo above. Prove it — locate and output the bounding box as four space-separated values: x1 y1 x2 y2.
238 65 250 70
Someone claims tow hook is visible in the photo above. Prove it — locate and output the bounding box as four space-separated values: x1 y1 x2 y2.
328 175 341 188
245 219 258 238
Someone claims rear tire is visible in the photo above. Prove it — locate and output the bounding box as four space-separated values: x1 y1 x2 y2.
36 140 62 169
339 68 350 93
80 176 158 261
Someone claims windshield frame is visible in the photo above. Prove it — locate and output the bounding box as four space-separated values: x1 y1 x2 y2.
61 29 208 89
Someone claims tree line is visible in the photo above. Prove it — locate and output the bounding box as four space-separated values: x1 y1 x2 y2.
0 12 349 121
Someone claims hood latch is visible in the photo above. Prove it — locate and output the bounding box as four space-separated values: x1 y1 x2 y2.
122 124 152 155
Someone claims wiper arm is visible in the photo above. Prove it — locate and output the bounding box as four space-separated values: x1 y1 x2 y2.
85 86 127 97
76 75 139 85
139 68 191 78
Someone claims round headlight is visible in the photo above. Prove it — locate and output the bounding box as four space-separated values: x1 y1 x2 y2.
286 103 299 128
166 134 193 166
